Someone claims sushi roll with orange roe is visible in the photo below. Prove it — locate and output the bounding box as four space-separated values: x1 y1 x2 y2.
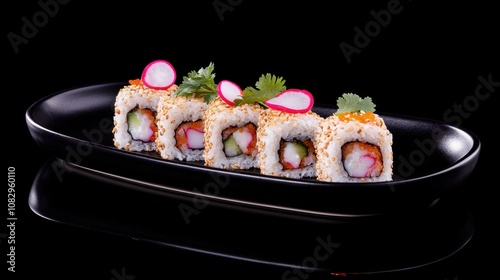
315 93 393 182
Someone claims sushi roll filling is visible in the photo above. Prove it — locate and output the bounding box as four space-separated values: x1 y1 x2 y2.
279 138 316 170
126 107 157 142
222 123 257 157
175 120 205 150
341 141 383 178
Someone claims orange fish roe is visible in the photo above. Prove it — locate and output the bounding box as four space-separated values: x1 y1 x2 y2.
129 79 143 86
337 111 380 125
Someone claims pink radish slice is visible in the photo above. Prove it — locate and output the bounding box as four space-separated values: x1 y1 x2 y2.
141 60 176 90
217 80 243 106
185 128 204 149
265 89 314 114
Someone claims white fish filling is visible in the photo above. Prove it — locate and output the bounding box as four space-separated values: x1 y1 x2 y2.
342 144 382 178
283 143 302 169
185 128 204 149
232 127 253 154
127 110 154 142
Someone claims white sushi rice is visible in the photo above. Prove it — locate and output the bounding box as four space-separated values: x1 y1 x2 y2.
257 110 322 179
112 82 177 152
155 95 208 161
315 113 393 182
203 98 261 170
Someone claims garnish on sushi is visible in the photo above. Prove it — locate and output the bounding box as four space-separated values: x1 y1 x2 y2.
173 62 218 103
219 73 314 114
141 59 177 90
335 92 376 114
265 89 314 114
217 80 243 106
335 93 379 124
234 73 287 107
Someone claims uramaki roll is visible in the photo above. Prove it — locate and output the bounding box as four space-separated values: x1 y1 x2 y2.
257 109 322 179
203 97 262 170
315 111 393 182
155 94 208 161
112 80 177 152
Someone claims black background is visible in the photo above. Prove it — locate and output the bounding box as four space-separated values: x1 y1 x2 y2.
4 0 499 279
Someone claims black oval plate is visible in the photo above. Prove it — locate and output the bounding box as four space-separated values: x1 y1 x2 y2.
26 82 481 216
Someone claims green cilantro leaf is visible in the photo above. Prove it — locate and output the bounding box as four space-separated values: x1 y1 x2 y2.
234 73 286 107
173 62 218 103
335 93 376 114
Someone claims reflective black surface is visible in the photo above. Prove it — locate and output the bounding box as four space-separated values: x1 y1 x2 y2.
30 157 474 278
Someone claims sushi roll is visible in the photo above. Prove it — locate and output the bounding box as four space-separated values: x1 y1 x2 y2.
255 88 319 179
315 93 393 182
203 97 261 169
112 79 178 152
113 60 178 152
203 73 292 170
155 94 208 161
257 108 321 179
155 63 217 161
